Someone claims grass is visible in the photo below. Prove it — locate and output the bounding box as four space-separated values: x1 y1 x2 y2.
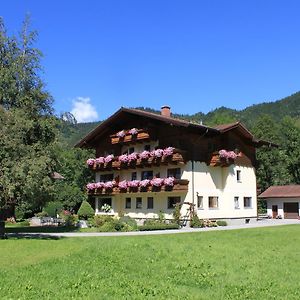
1 225 300 299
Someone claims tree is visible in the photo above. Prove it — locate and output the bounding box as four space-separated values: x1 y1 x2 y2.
0 17 57 237
77 200 95 220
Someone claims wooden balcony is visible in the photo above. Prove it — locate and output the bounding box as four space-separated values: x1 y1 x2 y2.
209 151 251 167
89 149 186 171
88 179 189 196
110 129 150 144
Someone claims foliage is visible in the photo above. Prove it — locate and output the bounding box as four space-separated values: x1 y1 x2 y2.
77 201 95 220
139 223 179 231
43 201 63 217
93 215 114 227
119 216 138 230
35 211 48 218
216 220 227 226
172 203 181 225
60 210 78 226
190 214 204 228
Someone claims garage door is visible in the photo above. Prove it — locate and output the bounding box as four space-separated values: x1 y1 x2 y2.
284 202 299 219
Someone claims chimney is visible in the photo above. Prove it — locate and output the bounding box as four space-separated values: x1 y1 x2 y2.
161 105 171 117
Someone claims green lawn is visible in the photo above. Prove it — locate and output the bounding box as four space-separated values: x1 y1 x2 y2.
1 225 300 299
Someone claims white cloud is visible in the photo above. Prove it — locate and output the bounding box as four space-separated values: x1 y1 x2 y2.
71 97 99 123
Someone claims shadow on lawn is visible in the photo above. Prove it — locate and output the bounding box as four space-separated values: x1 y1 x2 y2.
5 233 63 240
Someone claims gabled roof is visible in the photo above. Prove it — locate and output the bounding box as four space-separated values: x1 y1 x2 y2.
75 107 219 147
258 185 300 198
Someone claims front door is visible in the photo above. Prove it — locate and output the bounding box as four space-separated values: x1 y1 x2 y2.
272 205 278 219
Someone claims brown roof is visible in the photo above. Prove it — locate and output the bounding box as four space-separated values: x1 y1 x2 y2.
258 185 300 198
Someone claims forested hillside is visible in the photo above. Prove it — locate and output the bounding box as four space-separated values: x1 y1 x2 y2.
65 91 300 146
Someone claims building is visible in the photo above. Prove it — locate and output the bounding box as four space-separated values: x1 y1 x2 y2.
77 106 269 224
259 185 300 219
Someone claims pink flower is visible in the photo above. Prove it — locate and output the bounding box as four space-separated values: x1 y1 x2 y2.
219 150 227 158
140 179 150 187
104 154 114 163
227 151 238 159
116 130 126 138
218 150 237 160
95 182 104 189
86 183 96 190
118 180 128 190
86 159 95 166
128 180 140 188
163 147 174 156
128 128 138 135
95 157 105 164
151 178 164 187
128 152 138 162
118 154 129 163
164 177 175 186
104 181 114 189
139 150 150 159
154 149 164 158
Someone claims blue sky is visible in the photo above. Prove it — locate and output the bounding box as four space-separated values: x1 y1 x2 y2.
1 0 300 122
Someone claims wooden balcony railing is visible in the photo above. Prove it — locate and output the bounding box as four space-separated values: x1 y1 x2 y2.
110 129 150 144
88 179 189 196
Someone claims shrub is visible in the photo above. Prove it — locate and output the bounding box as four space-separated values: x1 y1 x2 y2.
139 223 179 231
60 210 78 226
93 215 113 227
35 211 48 218
173 203 181 225
216 220 227 226
77 201 95 220
119 216 138 230
204 219 218 227
190 214 204 228
98 222 116 232
43 201 64 217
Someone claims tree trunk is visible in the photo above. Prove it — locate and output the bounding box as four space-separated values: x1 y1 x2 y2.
0 210 6 239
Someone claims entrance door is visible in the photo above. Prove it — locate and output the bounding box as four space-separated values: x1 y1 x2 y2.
272 205 278 219
283 202 299 219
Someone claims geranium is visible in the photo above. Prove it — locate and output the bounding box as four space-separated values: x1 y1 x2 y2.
116 130 126 138
139 150 150 159
118 180 128 190
154 149 164 158
219 150 227 158
218 149 237 160
101 203 112 213
104 154 114 163
128 152 138 162
129 128 138 135
227 151 238 159
151 177 164 187
164 177 175 186
128 180 140 188
86 159 95 166
163 147 174 156
104 181 115 189
95 157 105 164
86 183 96 190
95 182 104 189
118 154 129 163
140 179 150 187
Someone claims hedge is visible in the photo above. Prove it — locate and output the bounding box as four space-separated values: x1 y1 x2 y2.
139 223 179 231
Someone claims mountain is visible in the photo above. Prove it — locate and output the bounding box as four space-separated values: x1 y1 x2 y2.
61 91 300 146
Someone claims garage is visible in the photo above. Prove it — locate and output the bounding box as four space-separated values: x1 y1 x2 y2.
259 185 300 219
284 202 299 219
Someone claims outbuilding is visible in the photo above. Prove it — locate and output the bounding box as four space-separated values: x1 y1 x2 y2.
259 185 300 219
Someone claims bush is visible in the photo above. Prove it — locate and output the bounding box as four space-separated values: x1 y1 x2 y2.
216 220 227 226
98 222 117 232
119 216 138 230
173 203 181 225
190 214 204 228
93 215 113 227
77 201 95 220
35 211 48 218
60 210 78 226
43 201 64 217
139 223 179 231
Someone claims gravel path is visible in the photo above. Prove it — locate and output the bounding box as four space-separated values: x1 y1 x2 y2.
7 219 300 238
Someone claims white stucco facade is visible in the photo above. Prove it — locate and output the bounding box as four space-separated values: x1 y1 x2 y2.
266 198 300 219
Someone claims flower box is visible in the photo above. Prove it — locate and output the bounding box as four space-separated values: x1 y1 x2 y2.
110 129 150 144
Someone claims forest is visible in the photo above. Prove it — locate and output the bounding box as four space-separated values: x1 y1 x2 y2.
1 17 300 230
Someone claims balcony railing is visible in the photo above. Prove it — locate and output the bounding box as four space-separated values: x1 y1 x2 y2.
209 150 240 167
87 179 189 195
87 148 186 171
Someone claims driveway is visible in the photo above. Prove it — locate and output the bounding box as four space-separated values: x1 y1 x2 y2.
7 219 300 238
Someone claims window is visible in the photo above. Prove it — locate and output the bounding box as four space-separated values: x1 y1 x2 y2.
167 196 181 209
234 196 239 209
197 195 203 209
236 170 241 182
147 197 154 209
136 197 142 209
99 198 112 210
244 197 252 208
141 170 153 180
125 198 131 209
209 196 218 209
129 147 135 154
131 172 137 181
144 144 151 151
167 168 181 179
100 174 114 182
